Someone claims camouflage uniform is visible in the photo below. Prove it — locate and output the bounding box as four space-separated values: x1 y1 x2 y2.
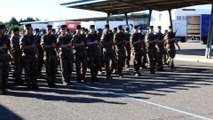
131 31 144 76
41 30 58 87
145 28 156 74
0 31 10 94
11 33 23 85
114 27 126 77
86 29 101 82
101 28 117 79
57 33 73 85
125 29 131 68
35 30 44 76
20 30 38 89
72 32 87 82
156 30 165 71
165 31 176 69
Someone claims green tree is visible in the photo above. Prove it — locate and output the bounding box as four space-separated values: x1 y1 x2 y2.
9 17 19 25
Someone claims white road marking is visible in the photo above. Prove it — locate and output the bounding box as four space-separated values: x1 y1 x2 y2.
75 82 213 120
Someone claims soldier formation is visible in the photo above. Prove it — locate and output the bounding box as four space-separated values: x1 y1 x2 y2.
0 23 180 95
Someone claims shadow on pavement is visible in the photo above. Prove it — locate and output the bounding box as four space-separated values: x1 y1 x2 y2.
0 105 23 120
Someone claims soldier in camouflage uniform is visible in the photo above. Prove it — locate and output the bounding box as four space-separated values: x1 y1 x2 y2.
125 27 131 68
20 24 39 90
57 25 73 85
155 26 165 71
41 25 58 88
72 25 87 83
101 24 117 79
11 27 23 85
165 26 180 69
145 26 156 74
131 26 144 76
114 25 126 77
86 25 101 82
0 24 12 94
35 28 44 76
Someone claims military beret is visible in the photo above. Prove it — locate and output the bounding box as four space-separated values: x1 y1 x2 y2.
0 24 6 29
25 24 32 28
126 27 130 31
149 26 154 29
169 26 173 29
13 27 20 32
157 26 161 29
35 28 39 32
113 27 117 31
97 28 102 32
90 25 95 29
61 25 67 29
118 25 123 30
47 25 52 28
76 25 81 29
105 24 109 29
134 25 139 29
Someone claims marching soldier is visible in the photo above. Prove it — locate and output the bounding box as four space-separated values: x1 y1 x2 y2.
165 26 180 69
114 25 126 77
57 25 73 85
35 28 44 76
20 24 39 90
125 27 131 68
86 25 101 82
41 25 58 88
11 27 23 85
101 24 117 79
0 24 12 94
72 25 87 83
156 26 165 71
131 25 144 76
145 26 156 74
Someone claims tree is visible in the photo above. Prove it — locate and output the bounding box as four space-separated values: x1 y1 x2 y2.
19 17 40 23
9 17 19 25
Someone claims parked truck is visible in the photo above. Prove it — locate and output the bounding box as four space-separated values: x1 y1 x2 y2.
186 14 211 44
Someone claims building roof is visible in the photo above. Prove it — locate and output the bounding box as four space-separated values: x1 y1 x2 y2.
61 0 212 15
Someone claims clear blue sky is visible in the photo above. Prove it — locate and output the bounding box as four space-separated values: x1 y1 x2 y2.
0 0 211 22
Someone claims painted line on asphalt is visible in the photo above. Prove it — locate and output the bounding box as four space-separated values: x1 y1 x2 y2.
75 82 213 120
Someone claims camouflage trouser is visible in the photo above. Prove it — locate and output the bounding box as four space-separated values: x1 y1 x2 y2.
37 50 44 75
103 48 117 77
75 53 87 81
23 55 37 87
125 44 131 67
87 49 101 80
133 50 144 72
44 54 58 86
167 47 176 68
13 51 22 83
59 51 73 83
147 49 157 73
117 50 126 75
157 51 165 70
0 54 9 91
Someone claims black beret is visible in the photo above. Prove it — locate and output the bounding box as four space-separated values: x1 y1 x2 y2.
25 24 32 28
157 26 161 29
97 28 102 32
113 27 117 31
35 28 39 31
76 25 81 29
105 24 109 29
134 25 139 29
149 26 154 29
169 26 173 29
90 25 95 29
61 25 67 29
0 24 6 29
118 25 123 30
126 27 130 31
47 25 52 28
13 27 20 32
